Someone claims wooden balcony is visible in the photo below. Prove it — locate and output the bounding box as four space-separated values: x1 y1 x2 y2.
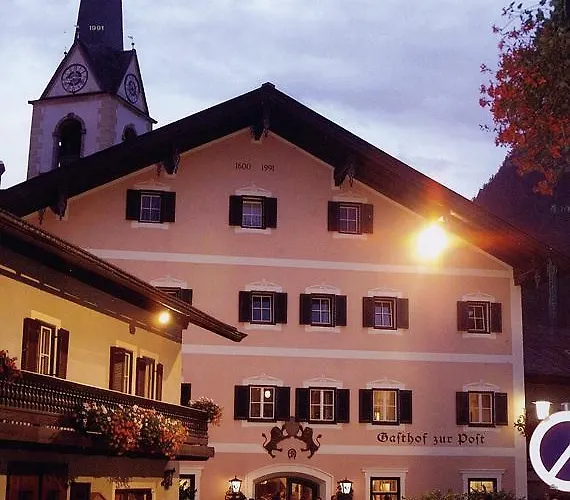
0 371 213 460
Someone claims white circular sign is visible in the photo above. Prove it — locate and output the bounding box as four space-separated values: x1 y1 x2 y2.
530 411 570 491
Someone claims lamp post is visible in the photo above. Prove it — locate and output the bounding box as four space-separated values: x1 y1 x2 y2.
336 478 353 500
534 400 552 420
224 476 246 500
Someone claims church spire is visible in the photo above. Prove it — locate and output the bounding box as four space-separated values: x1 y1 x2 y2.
75 0 123 52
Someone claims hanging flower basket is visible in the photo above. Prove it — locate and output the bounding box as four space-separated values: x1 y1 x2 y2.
188 397 223 426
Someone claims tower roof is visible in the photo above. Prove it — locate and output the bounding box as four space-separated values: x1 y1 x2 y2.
75 0 123 52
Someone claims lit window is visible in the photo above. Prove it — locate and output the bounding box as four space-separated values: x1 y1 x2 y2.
468 479 497 493
469 392 493 425
373 390 398 423
38 324 56 375
250 386 275 419
310 388 335 422
140 193 161 223
370 477 400 500
311 296 332 326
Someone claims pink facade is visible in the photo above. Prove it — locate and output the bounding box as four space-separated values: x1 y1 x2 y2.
33 129 526 500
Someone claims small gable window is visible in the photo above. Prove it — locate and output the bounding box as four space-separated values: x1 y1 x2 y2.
229 195 277 229
126 189 176 224
300 293 347 327
328 201 373 235
457 301 502 334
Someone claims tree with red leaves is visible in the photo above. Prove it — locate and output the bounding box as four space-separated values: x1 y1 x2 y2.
480 0 570 195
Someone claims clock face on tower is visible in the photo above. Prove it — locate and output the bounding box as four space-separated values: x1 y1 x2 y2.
61 64 88 94
124 74 140 104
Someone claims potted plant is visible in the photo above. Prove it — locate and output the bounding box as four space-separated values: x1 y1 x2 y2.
0 350 21 382
189 397 223 426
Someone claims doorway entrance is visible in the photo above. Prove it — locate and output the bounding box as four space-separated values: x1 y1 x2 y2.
254 476 319 500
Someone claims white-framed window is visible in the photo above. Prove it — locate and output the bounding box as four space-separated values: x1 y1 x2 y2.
338 203 361 234
457 294 502 335
373 389 398 423
38 323 56 375
461 470 504 494
144 358 156 399
468 478 497 493
370 477 400 500
242 197 264 228
251 293 274 324
310 388 335 422
374 299 396 329
249 386 276 420
311 296 332 326
469 391 494 425
467 302 489 333
140 193 161 223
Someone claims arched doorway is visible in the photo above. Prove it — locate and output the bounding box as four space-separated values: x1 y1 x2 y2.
254 476 319 500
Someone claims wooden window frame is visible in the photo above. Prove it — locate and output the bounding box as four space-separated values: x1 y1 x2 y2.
239 291 288 325
309 387 335 423
21 318 69 378
229 195 278 229
251 293 274 324
234 385 291 422
328 201 374 234
126 189 176 224
374 298 397 330
456 391 508 427
468 391 494 426
338 203 361 234
359 388 413 425
457 300 502 334
249 385 276 420
468 478 497 493
370 477 401 500
311 295 333 327
139 192 162 223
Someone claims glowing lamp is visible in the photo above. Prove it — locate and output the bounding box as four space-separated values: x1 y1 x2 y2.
338 478 353 494
534 400 551 420
229 476 242 494
415 222 449 260
158 311 171 325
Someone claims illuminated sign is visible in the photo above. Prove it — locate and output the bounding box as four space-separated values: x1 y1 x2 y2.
530 411 570 491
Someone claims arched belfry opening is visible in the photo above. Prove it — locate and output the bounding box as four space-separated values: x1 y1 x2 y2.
54 117 83 169
122 125 137 142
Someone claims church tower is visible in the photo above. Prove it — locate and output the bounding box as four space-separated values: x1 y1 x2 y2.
27 0 155 179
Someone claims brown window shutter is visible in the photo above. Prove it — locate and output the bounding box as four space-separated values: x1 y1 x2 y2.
490 302 502 333
21 318 40 372
264 197 278 228
457 301 469 331
274 292 288 324
295 388 310 422
494 392 508 425
181 382 192 406
399 390 413 424
336 388 350 423
160 192 176 223
55 328 69 379
396 298 410 329
361 203 374 233
275 386 291 421
234 385 250 420
335 295 347 326
135 357 147 397
155 363 164 401
125 190 141 220
327 201 339 231
362 297 375 327
456 391 470 425
238 291 252 322
359 389 373 423
299 294 312 325
229 196 243 226
109 346 126 392
180 288 193 305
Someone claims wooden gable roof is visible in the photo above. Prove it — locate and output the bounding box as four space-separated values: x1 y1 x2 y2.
0 208 246 343
2 82 569 281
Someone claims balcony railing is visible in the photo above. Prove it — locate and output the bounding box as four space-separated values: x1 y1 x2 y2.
0 371 212 459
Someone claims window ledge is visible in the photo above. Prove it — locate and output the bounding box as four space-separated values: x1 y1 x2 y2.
240 420 282 428
130 221 170 230
306 423 344 430
243 323 283 332
367 328 404 336
332 232 368 240
461 426 500 433
305 325 341 333
366 423 407 431
234 227 272 235
461 332 497 340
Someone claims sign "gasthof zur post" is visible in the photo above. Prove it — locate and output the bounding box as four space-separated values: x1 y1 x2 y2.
377 431 487 446
530 411 570 492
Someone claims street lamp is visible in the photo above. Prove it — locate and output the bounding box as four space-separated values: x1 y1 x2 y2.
225 476 246 500
336 478 353 499
534 400 552 420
